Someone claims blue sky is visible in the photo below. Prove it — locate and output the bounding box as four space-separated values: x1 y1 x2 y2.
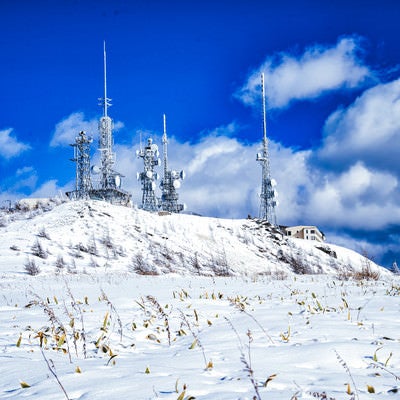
1 0 400 267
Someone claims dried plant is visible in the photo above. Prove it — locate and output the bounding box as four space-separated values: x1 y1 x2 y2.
40 347 71 400
146 295 171 346
37 227 51 240
334 350 359 400
24 258 40 276
31 239 48 259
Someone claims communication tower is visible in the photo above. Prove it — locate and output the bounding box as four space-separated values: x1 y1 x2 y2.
256 73 278 224
137 138 160 211
90 42 131 205
66 131 93 200
160 114 185 213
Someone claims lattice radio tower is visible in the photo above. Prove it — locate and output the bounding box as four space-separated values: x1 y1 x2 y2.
90 41 131 205
137 137 160 211
160 114 185 213
256 73 277 224
98 41 117 189
67 131 93 200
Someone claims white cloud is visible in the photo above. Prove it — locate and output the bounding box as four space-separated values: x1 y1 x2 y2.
186 123 241 175
111 121 400 232
112 124 261 218
318 78 400 172
236 36 371 109
0 128 30 159
50 112 98 147
29 179 68 198
304 166 399 230
16 166 35 176
50 112 124 147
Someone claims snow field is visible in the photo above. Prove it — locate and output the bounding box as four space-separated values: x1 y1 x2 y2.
1 274 400 399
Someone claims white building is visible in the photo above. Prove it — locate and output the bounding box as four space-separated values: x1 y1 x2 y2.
285 225 325 243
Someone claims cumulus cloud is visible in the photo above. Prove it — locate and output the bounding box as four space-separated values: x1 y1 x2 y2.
236 36 372 109
112 118 400 232
112 124 261 218
0 128 30 159
304 163 399 230
29 179 69 198
317 78 400 173
50 112 124 147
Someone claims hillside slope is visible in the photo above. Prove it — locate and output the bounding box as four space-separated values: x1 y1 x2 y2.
0 199 387 277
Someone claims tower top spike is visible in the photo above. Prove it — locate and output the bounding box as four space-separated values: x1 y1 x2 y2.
261 72 267 144
163 114 167 143
162 113 168 178
100 41 112 117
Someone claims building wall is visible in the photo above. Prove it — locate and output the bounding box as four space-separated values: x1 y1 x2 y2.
285 226 325 243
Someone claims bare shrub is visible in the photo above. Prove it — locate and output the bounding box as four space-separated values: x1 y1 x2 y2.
55 256 67 271
76 243 88 253
190 252 202 275
353 266 380 281
87 235 98 256
338 255 380 281
37 227 51 240
209 248 233 276
336 268 353 281
279 247 311 274
289 253 311 274
356 252 380 281
31 239 48 259
89 257 100 268
273 270 288 280
130 254 159 275
25 258 41 275
67 259 77 274
101 229 114 250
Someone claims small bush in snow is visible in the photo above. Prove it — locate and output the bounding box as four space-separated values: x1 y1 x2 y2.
89 257 100 268
31 239 48 259
37 227 51 240
209 250 233 277
55 256 67 271
87 235 98 256
130 254 159 275
25 258 40 275
67 259 77 274
353 266 380 281
101 229 114 250
190 252 202 275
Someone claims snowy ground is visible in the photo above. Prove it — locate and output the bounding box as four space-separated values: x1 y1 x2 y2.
0 200 398 399
1 274 400 399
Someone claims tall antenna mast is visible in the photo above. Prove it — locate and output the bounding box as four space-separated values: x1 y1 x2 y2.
256 73 278 225
67 42 131 206
103 41 108 117
159 114 185 213
90 41 130 205
163 114 168 180
261 73 267 145
101 41 112 118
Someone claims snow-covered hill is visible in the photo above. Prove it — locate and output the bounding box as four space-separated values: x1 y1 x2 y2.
0 199 387 277
1 200 399 400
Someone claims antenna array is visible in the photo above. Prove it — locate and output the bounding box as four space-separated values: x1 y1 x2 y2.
159 114 185 213
136 138 160 211
256 73 278 224
66 131 93 200
88 42 130 204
